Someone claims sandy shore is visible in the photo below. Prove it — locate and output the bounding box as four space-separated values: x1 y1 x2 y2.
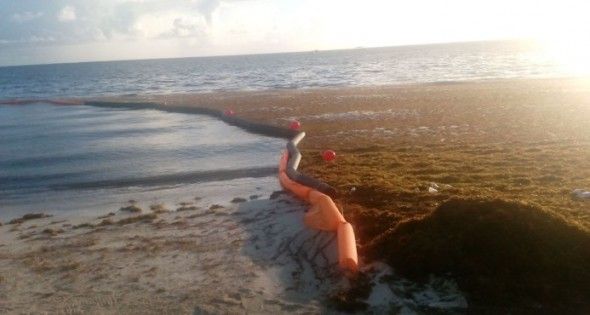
2 78 590 313
0 192 345 314
0 191 465 314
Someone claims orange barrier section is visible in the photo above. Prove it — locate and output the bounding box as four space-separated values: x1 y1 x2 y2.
304 191 345 231
337 222 358 271
279 172 312 201
278 151 359 272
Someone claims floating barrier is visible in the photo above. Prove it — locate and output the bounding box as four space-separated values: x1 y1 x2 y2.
279 145 358 272
286 133 337 197
85 101 357 271
0 99 83 105
84 101 300 139
3 99 358 272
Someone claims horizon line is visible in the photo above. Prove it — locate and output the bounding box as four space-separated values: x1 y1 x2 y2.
0 38 536 69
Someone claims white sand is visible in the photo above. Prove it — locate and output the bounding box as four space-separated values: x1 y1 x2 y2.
0 182 466 314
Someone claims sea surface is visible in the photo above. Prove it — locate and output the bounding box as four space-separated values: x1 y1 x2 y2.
0 103 284 219
0 40 581 100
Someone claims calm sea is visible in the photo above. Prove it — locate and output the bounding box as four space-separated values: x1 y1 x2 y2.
0 104 284 219
0 40 576 100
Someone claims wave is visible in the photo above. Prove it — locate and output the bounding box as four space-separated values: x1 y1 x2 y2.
49 166 277 190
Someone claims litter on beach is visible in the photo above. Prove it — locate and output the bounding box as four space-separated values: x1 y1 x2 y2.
572 189 590 200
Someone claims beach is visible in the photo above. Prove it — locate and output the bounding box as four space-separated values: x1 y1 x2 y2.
0 193 351 314
104 77 590 310
2 77 590 313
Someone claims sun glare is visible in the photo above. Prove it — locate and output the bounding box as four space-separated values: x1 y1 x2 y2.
531 1 590 76
540 35 590 76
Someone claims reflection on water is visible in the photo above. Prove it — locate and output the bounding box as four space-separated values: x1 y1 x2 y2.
0 104 285 219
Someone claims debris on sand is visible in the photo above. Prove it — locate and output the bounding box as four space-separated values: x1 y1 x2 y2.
269 190 286 200
209 204 224 210
41 228 64 236
73 223 95 229
119 205 142 213
98 212 115 219
572 189 590 200
176 201 198 211
98 219 114 226
150 203 170 213
231 197 247 203
8 213 52 225
327 273 372 312
176 205 198 212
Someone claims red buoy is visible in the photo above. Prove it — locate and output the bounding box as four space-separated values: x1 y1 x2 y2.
322 150 336 162
223 109 235 116
289 120 301 130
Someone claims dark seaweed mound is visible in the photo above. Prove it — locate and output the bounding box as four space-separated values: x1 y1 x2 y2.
368 198 590 313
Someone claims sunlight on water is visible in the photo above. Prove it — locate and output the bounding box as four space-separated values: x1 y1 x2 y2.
0 103 285 219
540 40 590 76
1 41 587 100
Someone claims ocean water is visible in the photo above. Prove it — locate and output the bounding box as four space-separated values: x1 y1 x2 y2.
0 103 284 219
0 40 577 100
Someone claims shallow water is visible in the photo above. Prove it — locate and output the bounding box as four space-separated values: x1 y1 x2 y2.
0 103 285 220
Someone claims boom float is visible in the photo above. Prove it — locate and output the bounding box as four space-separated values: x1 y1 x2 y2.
280 131 358 272
0 99 359 273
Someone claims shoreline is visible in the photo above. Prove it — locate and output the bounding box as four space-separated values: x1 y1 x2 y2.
2 77 590 312
3 75 589 107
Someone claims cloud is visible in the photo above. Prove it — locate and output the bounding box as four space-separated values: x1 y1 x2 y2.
0 0 274 65
11 11 44 23
130 10 208 40
58 6 77 22
196 0 221 25
166 17 207 37
2 1 239 46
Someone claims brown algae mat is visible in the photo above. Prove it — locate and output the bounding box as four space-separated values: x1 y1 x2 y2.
104 78 590 311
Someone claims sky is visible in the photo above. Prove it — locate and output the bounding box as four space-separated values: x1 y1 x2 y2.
0 0 589 66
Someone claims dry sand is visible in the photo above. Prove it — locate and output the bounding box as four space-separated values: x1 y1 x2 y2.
0 192 465 314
